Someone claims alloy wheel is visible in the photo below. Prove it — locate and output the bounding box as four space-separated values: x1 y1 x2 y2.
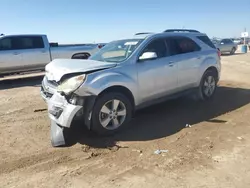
99 99 127 130
203 75 216 97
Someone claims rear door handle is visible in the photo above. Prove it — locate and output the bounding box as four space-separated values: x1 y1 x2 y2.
13 52 20 55
41 50 46 53
197 57 201 59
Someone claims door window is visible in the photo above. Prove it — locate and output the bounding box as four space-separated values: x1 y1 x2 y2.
0 38 13 50
140 39 167 59
0 36 45 50
226 39 233 44
13 36 45 50
221 39 228 44
166 37 201 56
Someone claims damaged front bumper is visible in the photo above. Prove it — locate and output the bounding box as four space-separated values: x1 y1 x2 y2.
48 92 83 128
47 92 96 147
48 92 82 146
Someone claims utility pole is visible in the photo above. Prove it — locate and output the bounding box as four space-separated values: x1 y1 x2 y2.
244 27 246 45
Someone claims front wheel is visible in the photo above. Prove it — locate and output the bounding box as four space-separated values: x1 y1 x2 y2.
196 70 218 101
91 92 132 135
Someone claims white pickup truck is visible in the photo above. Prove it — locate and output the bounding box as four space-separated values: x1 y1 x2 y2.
0 34 103 75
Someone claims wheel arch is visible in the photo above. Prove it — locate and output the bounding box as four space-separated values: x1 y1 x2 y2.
97 85 136 113
204 66 219 81
71 52 91 59
199 56 220 83
84 85 135 130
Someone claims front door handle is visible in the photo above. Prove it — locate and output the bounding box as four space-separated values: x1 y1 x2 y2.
13 52 20 55
168 61 175 67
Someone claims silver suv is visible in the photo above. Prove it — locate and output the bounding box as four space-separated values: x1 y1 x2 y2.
41 29 221 146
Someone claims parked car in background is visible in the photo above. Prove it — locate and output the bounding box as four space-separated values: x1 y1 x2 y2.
212 38 238 55
41 29 221 147
0 34 102 75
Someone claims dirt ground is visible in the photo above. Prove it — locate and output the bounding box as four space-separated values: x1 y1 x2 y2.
1 53 250 188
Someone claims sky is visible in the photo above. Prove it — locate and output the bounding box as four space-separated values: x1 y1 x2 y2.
1 0 250 43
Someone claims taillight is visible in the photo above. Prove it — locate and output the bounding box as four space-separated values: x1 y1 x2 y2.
217 48 221 58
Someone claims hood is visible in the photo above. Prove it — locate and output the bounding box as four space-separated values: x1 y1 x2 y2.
45 59 117 82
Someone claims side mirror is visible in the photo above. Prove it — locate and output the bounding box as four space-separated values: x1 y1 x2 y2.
139 52 157 61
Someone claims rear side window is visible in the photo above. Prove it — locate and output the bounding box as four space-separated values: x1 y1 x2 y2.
14 36 44 49
166 37 201 56
197 36 216 49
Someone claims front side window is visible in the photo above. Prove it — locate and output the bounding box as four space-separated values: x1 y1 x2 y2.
212 39 219 45
221 39 227 44
140 39 167 59
89 39 143 63
226 39 233 44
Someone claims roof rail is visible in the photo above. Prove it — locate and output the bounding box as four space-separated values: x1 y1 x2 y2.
134 32 154 35
164 29 200 33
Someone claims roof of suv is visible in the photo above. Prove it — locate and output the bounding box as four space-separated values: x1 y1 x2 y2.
133 29 207 39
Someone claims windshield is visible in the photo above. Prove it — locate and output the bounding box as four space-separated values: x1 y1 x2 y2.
89 39 143 63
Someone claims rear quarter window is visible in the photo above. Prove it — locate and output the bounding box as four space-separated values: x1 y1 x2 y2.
197 36 216 49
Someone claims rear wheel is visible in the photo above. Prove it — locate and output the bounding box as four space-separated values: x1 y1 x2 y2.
230 47 236 55
91 92 132 135
196 70 218 101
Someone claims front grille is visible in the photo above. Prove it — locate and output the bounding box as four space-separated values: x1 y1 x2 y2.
46 92 53 98
41 85 53 99
44 75 58 87
47 79 58 87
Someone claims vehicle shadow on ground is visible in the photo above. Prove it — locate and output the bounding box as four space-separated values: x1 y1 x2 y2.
67 85 250 148
221 52 245 56
0 76 43 90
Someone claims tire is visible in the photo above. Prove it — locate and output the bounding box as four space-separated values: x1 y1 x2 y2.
91 92 133 135
195 70 218 101
230 47 236 55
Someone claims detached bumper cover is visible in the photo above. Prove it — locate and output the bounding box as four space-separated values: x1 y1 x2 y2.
50 120 66 147
47 91 96 147
48 92 82 128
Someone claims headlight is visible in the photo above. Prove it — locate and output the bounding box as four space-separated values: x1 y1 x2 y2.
57 74 86 95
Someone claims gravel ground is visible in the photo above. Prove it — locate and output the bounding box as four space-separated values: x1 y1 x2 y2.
1 53 250 188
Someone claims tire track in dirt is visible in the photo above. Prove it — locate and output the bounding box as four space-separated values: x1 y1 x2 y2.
0 143 120 175
0 150 74 174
